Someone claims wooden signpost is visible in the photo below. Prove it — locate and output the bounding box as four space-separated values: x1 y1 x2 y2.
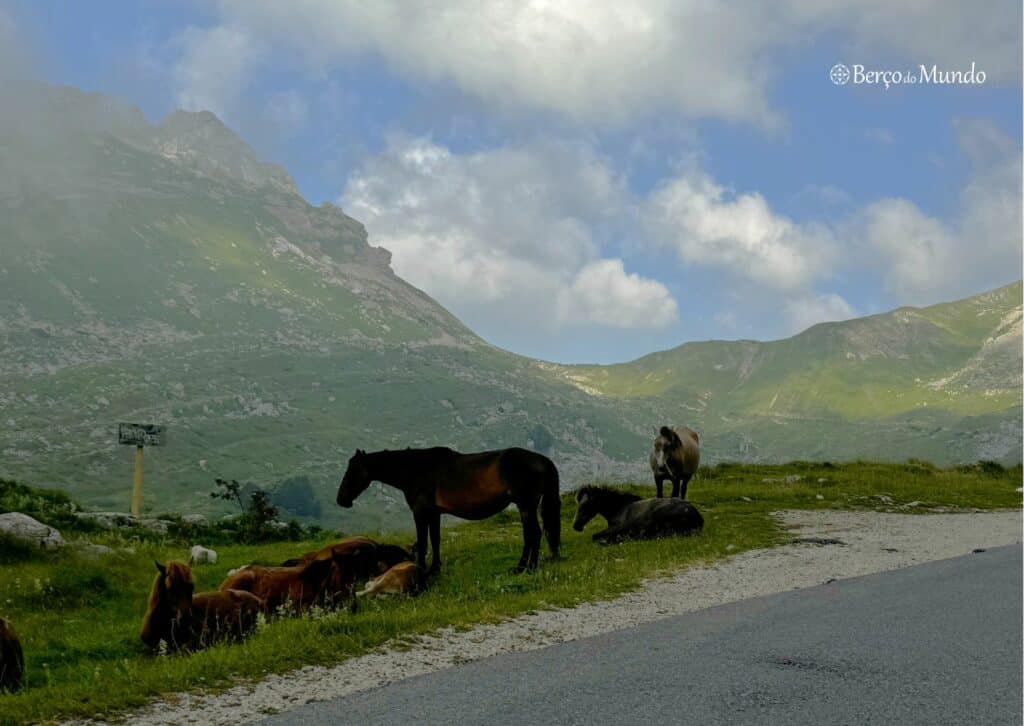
118 423 165 516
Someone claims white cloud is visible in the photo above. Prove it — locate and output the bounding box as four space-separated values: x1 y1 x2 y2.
805 0 1021 84
784 292 856 333
860 120 1022 303
862 198 959 299
646 170 837 291
341 136 674 333
556 260 677 329
175 0 1019 126
173 24 258 118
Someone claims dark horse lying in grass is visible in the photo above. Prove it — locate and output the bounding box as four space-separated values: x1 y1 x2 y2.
337 447 560 573
572 486 704 542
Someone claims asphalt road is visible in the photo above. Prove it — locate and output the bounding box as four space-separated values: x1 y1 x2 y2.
264 545 1023 726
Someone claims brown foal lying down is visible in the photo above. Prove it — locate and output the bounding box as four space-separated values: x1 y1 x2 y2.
356 561 426 598
142 561 263 652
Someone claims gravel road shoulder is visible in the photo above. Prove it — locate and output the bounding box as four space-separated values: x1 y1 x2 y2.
91 509 1022 725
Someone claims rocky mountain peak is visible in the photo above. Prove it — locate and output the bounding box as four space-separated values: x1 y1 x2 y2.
154 109 299 194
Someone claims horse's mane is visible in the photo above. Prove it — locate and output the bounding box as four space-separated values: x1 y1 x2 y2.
366 447 458 469
576 485 643 505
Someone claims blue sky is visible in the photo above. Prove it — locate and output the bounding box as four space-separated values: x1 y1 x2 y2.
4 0 1022 363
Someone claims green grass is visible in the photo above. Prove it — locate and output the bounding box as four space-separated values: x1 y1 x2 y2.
0 461 1019 724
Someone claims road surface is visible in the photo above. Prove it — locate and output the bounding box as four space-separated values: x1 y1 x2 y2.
264 545 1022 725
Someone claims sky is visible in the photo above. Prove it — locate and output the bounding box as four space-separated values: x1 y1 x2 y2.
2 0 1022 363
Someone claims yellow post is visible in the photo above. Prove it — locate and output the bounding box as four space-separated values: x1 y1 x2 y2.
131 445 144 517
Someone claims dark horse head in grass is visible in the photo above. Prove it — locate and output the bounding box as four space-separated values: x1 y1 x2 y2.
337 449 372 508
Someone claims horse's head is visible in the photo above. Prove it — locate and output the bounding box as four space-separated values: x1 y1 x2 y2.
153 560 194 615
337 449 372 508
572 488 600 532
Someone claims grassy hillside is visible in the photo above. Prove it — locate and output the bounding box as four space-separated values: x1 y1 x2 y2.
556 281 1022 465
0 463 1018 724
0 84 1019 525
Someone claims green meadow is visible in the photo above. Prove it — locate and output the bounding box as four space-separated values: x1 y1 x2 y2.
0 460 1020 725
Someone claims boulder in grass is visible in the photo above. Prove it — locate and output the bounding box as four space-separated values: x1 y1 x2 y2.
189 545 218 565
73 511 173 534
182 514 208 526
0 512 64 550
138 518 173 535
73 511 134 530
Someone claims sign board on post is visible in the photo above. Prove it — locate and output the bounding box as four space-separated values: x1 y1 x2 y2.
118 423 164 516
118 423 165 447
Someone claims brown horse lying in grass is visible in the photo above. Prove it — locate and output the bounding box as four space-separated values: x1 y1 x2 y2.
220 542 377 615
357 561 426 598
141 561 263 652
279 536 413 577
0 617 24 692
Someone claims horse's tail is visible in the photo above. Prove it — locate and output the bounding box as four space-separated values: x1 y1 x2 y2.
540 459 561 558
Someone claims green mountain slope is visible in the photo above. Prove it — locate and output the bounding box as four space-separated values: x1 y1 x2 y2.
1 84 1019 526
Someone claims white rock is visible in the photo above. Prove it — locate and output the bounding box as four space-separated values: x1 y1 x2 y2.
0 512 64 549
182 514 208 526
815 494 825 500
189 545 218 565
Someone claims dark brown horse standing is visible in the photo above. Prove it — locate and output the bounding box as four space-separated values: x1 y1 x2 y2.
337 447 560 573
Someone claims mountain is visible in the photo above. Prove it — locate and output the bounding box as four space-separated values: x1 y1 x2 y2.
556 280 1022 464
1 84 1020 526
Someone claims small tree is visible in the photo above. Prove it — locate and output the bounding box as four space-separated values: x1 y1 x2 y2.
211 478 245 510
211 478 281 543
272 475 323 519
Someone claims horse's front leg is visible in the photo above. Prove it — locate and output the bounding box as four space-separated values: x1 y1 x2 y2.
655 475 665 498
513 507 542 573
671 477 681 498
413 511 429 573
428 512 442 575
678 472 692 500
594 522 628 543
